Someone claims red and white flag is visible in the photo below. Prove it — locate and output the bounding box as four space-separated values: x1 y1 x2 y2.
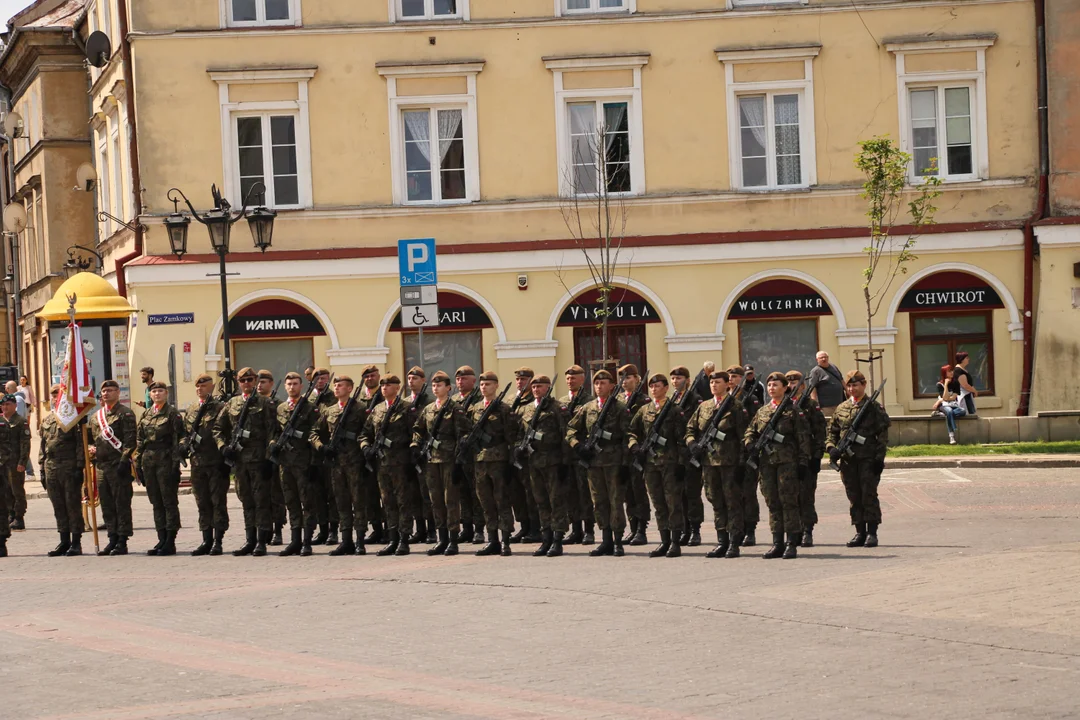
55 321 96 431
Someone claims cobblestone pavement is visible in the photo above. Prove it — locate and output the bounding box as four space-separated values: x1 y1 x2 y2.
3 467 1079 719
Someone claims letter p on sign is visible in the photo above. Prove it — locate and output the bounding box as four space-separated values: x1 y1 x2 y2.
398 238 438 286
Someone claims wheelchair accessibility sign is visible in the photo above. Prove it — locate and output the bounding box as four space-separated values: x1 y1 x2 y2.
401 303 440 329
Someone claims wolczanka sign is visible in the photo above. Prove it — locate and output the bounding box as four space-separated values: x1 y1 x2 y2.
729 293 830 318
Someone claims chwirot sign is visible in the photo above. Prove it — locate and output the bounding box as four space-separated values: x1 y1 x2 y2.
228 299 326 338
557 288 660 327
729 279 832 319
899 271 1004 311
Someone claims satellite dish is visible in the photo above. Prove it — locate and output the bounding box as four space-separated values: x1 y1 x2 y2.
3 203 27 234
2 111 23 138
85 31 112 69
76 162 97 192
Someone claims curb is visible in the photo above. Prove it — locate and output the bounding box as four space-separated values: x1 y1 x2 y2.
886 456 1080 469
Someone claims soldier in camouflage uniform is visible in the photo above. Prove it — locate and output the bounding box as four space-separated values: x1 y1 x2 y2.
310 368 338 545
309 375 367 555
514 375 567 557
670 366 703 547
744 371 811 560
685 371 751 558
566 369 630 557
508 367 542 544
88 380 138 556
462 372 519 557
270 372 320 556
618 365 650 547
727 365 762 546
213 367 277 557
627 373 685 558
452 366 483 544
558 365 593 545
788 370 827 547
826 370 891 548
1 393 30 533
40 385 86 556
411 371 468 556
257 369 286 546
405 366 435 544
181 374 228 556
357 366 385 545
136 381 185 556
362 375 419 556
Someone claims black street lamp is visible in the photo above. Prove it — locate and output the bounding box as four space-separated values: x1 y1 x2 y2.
164 183 276 397
61 244 106 279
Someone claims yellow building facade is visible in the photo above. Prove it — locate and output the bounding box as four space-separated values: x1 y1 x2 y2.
120 0 1043 415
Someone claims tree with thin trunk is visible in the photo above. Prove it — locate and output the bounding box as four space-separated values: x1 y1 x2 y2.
855 136 942 387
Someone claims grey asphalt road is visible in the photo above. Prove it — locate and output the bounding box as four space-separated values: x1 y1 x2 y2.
2 466 1079 719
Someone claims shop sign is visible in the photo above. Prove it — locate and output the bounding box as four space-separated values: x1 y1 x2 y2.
230 314 324 336
557 288 661 327
729 279 832 319
391 303 491 331
148 313 194 326
899 275 1004 311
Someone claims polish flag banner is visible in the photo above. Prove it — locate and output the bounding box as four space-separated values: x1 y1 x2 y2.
55 321 97 431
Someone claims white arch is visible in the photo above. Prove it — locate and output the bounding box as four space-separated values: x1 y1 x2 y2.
715 269 849 333
544 276 678 342
206 288 341 356
885 261 1022 332
375 282 508 348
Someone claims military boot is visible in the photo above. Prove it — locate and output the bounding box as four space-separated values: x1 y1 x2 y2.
0 536 6 557
377 529 400 557
547 531 564 557
533 529 553 557
110 536 129 555
457 522 474 544
147 529 167 556
429 527 450 556
97 533 117 556
706 531 730 559
49 532 72 557
621 518 638 545
11 516 24 531
408 518 427 545
649 529 671 558
473 527 487 545
395 531 411 556
725 534 742 558
688 523 702 547
475 531 500 557
589 528 614 557
300 527 314 556
629 520 648 546
363 522 381 545
523 521 543 544
613 535 625 557
426 515 438 543
801 526 814 548
280 528 302 556
444 531 459 556
846 522 867 548
666 531 682 558
500 529 512 557
329 528 356 556
678 526 691 547
582 523 595 545
783 532 799 559
233 528 257 556
354 536 366 556
210 528 225 556
312 523 329 545
192 529 213 556
65 533 83 557
743 525 757 547
252 529 269 557
270 523 284 546
563 520 583 545
865 523 879 548
762 532 785 559
508 522 528 544
326 522 340 546
160 529 177 556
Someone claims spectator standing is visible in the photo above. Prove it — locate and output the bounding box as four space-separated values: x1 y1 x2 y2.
17 376 35 417
742 365 766 407
952 352 978 416
691 361 715 402
932 365 965 445
808 351 845 415
6 381 32 477
135 367 155 409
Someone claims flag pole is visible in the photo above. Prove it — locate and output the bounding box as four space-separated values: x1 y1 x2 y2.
65 293 100 553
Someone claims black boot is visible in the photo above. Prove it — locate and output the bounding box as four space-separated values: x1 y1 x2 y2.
688 523 701 547
270 523 284 546
49 532 72 557
666 530 682 558
429 527 450 556
210 528 225 555
706 531 730 558
649 529 671 558
326 523 339 545
523 523 543 544
312 523 329 545
0 536 6 557
160 529 177 556
743 526 757 547
11 516 24 531
363 522 381 545
725 534 742 558
473 527 487 545
252 529 269 557
300 526 314 556
564 521 583 545
280 528 302 556
762 532 785 559
426 515 437 544
377 529 400 557
801 527 814 547
395 530 411 556
783 532 799 559
613 535 625 557
589 528 614 556
457 522 474 544
547 531 564 557
500 529 512 556
328 528 356 556
110 536 129 555
445 530 459 556
533 529 553 557
865 523 879 548
355 535 366 555
233 528 257 556
582 523 595 545
475 529 500 556
147 528 166 556
409 518 427 544
630 520 648 546
622 518 637 545
192 529 213 556
508 522 528 544
678 526 691 547
65 533 83 557
847 522 868 547
97 533 117 556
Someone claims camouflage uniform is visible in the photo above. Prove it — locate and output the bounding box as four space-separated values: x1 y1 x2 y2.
39 411 84 535
826 396 891 527
411 398 468 534
273 394 319 532
213 393 276 533
463 397 519 535
628 398 685 534
801 397 828 529
309 399 367 534
673 389 704 531
685 397 750 537
509 391 540 535
451 390 482 533
88 403 138 539
518 396 568 533
0 411 31 527
736 385 763 531
620 390 651 533
406 388 434 534
566 396 629 535
358 386 384 530
361 398 419 538
182 397 229 532
744 401 811 535
136 403 185 534
312 387 338 529
558 388 593 528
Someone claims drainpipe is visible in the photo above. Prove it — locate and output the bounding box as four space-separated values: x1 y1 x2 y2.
1018 0 1049 416
112 0 142 298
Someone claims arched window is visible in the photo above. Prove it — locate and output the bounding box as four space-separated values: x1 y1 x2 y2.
557 287 660 380
229 299 326 386
729 279 832 377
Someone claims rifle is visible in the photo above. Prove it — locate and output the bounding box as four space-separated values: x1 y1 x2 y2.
633 389 683 472
623 370 650 414
411 381 429 408
510 386 531 412
268 379 282 404
223 391 259 467
459 386 481 411
325 382 365 461
793 374 821 413
830 379 888 472
366 393 404 472
745 386 796 472
455 382 513 464
179 396 213 462
565 385 588 418
682 368 707 410
689 376 748 469
268 377 317 465
512 384 554 469
415 395 454 476
576 370 648 469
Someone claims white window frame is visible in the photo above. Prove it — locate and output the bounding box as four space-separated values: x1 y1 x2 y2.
545 54 648 198
717 45 819 191
389 0 469 22
887 36 994 184
556 0 635 17
733 91 809 190
210 67 315 210
95 125 112 237
905 83 978 181
232 111 303 209
378 62 483 205
222 0 302 28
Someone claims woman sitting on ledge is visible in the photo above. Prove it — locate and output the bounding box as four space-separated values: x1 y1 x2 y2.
932 364 965 445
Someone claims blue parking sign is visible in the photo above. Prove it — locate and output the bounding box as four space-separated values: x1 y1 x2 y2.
398 238 438 286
